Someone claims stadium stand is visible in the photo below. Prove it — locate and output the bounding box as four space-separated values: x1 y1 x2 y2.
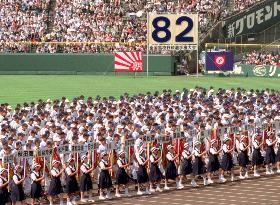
0 0 50 52
242 51 280 66
0 0 263 53
232 0 261 13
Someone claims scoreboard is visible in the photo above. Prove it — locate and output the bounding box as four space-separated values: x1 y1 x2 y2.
148 14 199 50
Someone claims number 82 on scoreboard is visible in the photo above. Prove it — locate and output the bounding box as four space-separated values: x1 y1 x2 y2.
148 14 198 46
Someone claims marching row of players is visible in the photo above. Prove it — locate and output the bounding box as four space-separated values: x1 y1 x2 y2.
1 132 280 205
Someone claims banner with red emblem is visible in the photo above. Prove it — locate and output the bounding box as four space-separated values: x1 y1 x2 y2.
206 51 234 71
114 52 143 72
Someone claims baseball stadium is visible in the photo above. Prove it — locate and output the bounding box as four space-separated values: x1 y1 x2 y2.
0 0 279 205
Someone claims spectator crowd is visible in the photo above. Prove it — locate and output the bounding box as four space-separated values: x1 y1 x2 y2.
0 0 50 52
242 51 280 66
0 0 262 53
232 0 261 13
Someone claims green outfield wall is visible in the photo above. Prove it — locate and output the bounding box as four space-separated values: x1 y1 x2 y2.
206 64 280 77
0 54 175 75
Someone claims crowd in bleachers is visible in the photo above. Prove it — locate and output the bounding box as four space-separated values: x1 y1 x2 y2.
242 51 280 66
0 0 50 52
0 0 263 53
232 0 261 13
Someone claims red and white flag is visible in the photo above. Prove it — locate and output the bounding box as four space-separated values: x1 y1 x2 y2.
114 52 143 72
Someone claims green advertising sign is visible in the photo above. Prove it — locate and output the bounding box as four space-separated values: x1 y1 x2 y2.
232 64 280 77
205 64 280 77
224 0 280 38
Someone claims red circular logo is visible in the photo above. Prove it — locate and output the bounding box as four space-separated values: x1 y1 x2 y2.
215 56 225 67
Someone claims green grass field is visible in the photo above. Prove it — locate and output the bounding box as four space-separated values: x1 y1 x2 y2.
0 75 279 107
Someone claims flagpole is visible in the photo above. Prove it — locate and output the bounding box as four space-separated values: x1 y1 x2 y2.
197 44 199 78
43 157 46 188
7 163 10 192
196 13 199 78
146 12 149 77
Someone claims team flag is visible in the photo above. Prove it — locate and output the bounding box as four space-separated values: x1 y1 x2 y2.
114 52 143 72
206 51 234 71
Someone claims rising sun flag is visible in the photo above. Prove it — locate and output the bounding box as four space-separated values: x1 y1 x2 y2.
114 52 143 72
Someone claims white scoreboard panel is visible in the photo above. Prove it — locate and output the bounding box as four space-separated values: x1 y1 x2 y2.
148 14 199 49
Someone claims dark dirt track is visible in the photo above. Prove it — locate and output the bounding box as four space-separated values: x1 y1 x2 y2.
92 174 280 205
